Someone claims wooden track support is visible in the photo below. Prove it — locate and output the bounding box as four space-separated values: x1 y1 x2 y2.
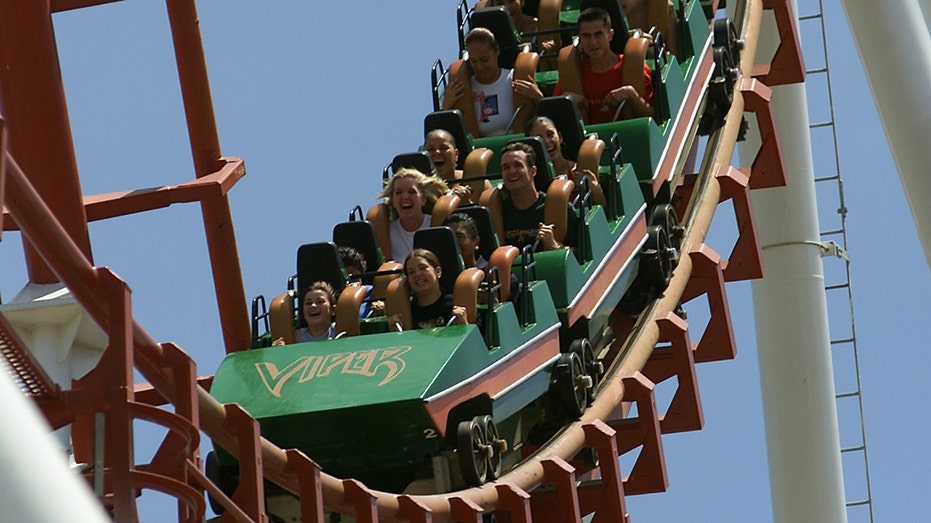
752 0 806 86
641 312 705 434
680 244 737 364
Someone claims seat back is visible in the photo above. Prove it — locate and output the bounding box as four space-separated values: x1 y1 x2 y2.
425 110 474 169
456 205 501 262
620 35 650 120
431 193 462 227
537 95 587 162
269 292 296 346
468 7 521 69
579 0 630 53
413 226 465 296
333 220 383 282
296 243 345 328
366 203 393 262
511 51 542 134
297 242 345 299
391 151 437 179
544 178 575 244
335 286 367 338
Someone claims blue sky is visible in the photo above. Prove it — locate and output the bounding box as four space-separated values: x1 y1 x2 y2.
1 0 928 521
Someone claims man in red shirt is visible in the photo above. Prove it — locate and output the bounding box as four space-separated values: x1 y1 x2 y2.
554 7 654 124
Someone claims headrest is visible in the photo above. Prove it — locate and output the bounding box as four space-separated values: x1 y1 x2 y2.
413 226 464 296
469 6 520 70
454 205 500 262
391 151 437 178
425 110 474 170
332 221 383 284
297 242 345 298
537 95 587 162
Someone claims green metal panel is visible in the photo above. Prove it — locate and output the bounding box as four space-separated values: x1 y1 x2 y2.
588 117 665 182
684 0 712 68
662 55 688 124
211 328 484 419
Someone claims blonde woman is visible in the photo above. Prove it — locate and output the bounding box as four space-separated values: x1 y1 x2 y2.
377 168 449 261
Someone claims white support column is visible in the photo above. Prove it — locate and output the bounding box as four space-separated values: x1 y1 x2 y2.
0 363 111 522
737 1 847 521
840 0 931 270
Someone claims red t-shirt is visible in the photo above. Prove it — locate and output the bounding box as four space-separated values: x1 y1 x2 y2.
555 55 654 124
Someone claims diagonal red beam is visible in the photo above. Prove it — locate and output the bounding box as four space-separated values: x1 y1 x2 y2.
0 0 93 283
166 0 251 354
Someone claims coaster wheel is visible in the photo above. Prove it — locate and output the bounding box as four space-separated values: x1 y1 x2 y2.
649 203 683 255
641 224 675 290
457 417 490 486
480 415 507 481
552 351 591 420
569 338 602 405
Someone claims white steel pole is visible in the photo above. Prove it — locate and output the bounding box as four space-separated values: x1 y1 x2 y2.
0 370 111 523
840 0 931 270
737 1 847 521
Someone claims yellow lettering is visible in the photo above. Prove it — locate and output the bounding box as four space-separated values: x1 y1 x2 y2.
255 357 312 397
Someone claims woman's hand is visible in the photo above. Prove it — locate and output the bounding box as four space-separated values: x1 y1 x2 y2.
443 78 466 109
271 337 285 347
451 184 473 202
513 77 543 102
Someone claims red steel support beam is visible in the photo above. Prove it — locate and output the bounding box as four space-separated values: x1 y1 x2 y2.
224 404 268 523
641 312 705 434
449 496 484 522
681 244 737 363
165 0 251 353
753 0 806 85
740 78 788 190
532 457 582 523
398 495 433 523
611 372 668 495
0 116 6 238
0 0 93 283
494 484 532 523
284 450 325 523
717 166 765 281
342 479 378 523
580 420 630 523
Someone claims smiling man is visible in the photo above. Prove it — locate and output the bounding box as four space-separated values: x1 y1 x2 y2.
499 142 578 251
554 7 654 124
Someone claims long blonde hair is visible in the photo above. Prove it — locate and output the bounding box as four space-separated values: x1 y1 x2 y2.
378 168 449 220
